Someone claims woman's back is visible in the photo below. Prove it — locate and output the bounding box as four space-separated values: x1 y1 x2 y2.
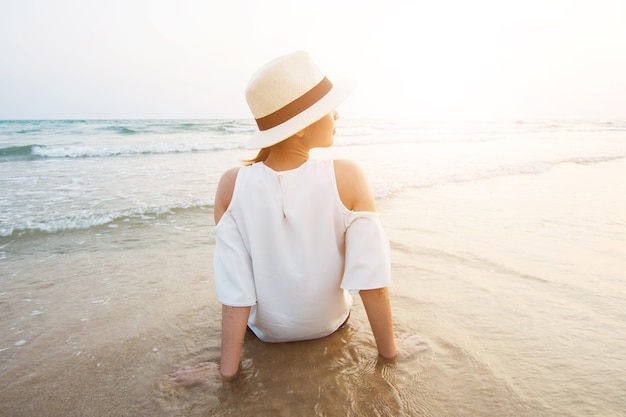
215 160 352 342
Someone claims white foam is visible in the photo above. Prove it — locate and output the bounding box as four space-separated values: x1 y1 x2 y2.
2 199 212 237
31 141 241 159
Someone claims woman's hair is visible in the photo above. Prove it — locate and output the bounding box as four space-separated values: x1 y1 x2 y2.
244 147 271 166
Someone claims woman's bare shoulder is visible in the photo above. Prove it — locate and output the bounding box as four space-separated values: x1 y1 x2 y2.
214 167 241 223
333 159 376 212
219 167 241 185
333 158 362 174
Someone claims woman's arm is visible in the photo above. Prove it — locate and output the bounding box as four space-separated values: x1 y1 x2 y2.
220 305 251 378
334 160 397 358
360 288 397 359
168 304 250 385
214 167 250 378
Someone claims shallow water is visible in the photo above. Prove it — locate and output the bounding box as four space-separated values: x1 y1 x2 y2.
382 160 626 417
1 119 625 416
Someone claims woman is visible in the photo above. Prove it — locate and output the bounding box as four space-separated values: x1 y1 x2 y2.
172 51 404 384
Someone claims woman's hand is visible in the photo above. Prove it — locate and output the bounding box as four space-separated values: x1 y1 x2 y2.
395 333 430 360
169 362 222 387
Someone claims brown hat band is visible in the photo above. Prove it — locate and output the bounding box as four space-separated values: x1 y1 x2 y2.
255 77 333 131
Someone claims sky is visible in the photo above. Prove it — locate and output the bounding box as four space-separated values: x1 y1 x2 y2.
1 0 625 121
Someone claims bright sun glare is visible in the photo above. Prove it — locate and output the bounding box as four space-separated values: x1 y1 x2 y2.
1 0 625 120
352 1 626 121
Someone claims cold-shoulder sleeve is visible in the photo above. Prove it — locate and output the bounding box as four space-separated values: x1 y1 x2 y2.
213 212 257 306
340 211 391 292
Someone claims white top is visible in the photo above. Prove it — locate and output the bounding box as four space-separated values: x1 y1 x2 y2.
213 159 391 343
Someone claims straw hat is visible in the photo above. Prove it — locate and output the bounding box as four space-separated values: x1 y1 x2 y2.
244 51 355 150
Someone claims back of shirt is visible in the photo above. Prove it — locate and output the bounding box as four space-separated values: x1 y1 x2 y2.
213 159 391 342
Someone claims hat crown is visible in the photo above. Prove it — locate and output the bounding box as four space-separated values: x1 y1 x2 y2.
245 51 325 119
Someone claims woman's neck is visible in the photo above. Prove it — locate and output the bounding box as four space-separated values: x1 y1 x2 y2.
262 139 310 171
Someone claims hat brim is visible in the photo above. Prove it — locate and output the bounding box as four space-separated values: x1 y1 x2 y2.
245 78 356 150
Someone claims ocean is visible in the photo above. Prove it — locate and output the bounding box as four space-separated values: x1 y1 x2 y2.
1 118 625 416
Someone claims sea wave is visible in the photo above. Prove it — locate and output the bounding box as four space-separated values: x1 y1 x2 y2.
93 121 256 135
0 119 257 134
0 141 242 160
0 200 213 238
462 154 626 182
98 126 138 135
0 144 41 160
381 154 626 197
